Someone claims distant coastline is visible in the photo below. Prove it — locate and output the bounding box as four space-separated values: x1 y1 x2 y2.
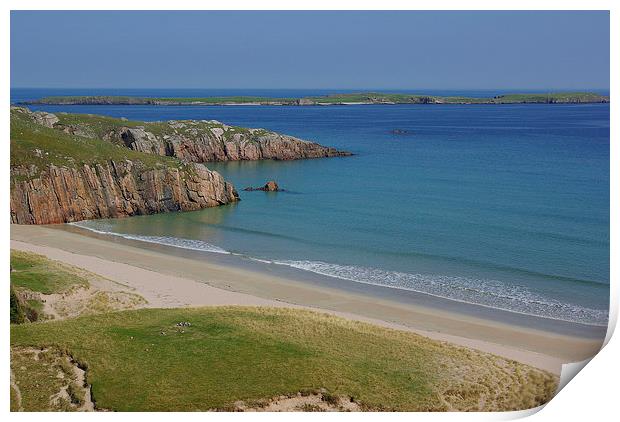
20 91 610 106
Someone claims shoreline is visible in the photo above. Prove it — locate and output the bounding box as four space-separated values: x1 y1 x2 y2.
62 223 609 336
11 224 607 374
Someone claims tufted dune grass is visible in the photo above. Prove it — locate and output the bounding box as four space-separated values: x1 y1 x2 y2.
11 306 558 411
10 250 89 295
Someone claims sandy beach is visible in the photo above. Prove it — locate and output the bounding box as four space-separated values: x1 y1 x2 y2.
11 224 606 375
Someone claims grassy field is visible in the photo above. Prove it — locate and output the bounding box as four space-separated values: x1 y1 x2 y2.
25 91 609 105
10 306 558 411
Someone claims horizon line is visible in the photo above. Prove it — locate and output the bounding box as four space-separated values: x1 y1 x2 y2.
10 87 611 92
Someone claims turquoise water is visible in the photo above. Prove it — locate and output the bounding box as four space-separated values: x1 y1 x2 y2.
13 89 610 326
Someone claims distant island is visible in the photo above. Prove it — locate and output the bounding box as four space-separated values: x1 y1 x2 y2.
21 91 609 106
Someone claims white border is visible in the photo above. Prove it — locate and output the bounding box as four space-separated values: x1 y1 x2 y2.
2 2 617 421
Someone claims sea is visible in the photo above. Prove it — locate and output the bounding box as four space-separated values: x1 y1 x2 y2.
11 88 610 327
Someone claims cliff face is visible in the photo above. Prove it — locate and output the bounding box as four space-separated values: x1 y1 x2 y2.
118 123 350 162
55 117 352 163
10 161 238 225
10 107 239 225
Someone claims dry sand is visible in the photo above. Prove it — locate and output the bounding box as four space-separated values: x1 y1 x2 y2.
11 224 606 375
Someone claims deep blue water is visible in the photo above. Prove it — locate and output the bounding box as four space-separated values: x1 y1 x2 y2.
11 89 610 325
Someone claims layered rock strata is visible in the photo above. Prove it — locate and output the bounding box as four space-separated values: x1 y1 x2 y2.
10 161 238 224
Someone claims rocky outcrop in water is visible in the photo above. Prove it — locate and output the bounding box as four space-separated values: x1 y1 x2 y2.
390 129 412 135
243 180 281 192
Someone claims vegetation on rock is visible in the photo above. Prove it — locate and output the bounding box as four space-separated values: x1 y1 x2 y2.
50 111 351 162
10 107 239 224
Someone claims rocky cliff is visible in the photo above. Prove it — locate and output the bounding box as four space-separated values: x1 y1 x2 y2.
52 114 352 162
10 107 238 225
10 161 238 225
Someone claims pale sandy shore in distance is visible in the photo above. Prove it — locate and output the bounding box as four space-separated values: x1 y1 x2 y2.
11 224 606 375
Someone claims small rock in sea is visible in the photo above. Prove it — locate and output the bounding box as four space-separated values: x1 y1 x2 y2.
263 180 279 191
390 129 411 135
243 180 283 192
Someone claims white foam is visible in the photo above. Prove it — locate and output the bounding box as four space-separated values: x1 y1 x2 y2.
69 223 608 326
269 259 609 327
70 222 230 255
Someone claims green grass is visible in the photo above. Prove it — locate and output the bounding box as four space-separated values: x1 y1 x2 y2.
25 91 609 106
10 107 197 181
52 112 142 141
10 306 558 411
490 92 609 103
10 286 27 324
11 347 84 411
10 384 20 411
29 95 298 105
10 250 88 295
11 348 68 411
307 92 437 104
305 92 609 104
26 299 44 314
52 111 269 144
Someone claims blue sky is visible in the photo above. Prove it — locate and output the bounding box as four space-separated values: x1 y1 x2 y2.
10 11 610 90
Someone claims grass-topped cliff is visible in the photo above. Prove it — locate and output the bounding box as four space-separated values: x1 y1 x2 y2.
53 112 270 143
23 91 609 106
10 107 185 177
10 107 239 224
50 111 351 162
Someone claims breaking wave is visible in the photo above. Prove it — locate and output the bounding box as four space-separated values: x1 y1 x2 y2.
69 222 230 254
257 259 609 326
69 223 609 326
